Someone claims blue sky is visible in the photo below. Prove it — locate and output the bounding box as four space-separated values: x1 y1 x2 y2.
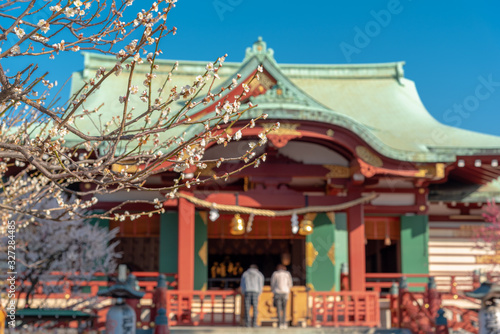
21 0 500 137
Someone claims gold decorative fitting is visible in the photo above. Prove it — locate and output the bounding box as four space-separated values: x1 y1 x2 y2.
415 163 446 179
324 165 350 178
326 129 335 137
419 188 425 194
326 212 335 224
197 162 216 177
230 214 246 235
305 242 318 267
419 205 426 212
249 72 274 91
198 241 207 266
355 146 383 167
327 244 335 265
198 211 208 224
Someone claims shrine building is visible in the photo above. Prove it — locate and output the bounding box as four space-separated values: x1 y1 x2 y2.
72 37 500 298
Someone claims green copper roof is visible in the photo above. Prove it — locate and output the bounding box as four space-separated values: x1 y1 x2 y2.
70 38 500 162
464 177 500 202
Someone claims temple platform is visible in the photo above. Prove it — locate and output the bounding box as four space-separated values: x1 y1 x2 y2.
138 327 411 334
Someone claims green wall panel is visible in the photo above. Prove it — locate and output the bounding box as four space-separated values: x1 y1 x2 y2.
306 213 336 291
159 212 178 282
334 213 348 291
400 214 429 291
194 212 208 290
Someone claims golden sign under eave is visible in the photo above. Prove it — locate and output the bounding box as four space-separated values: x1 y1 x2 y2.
262 123 301 136
111 163 140 173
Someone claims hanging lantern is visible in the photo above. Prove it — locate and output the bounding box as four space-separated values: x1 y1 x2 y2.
384 235 391 246
298 214 314 236
384 221 391 246
281 253 291 266
230 214 246 235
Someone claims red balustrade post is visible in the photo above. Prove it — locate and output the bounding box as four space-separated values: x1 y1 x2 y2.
340 263 349 291
472 269 481 290
151 274 168 327
450 276 457 295
154 308 170 334
125 274 142 328
427 277 440 318
389 282 399 328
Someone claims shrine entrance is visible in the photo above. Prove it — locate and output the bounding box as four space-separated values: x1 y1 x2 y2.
207 215 306 290
364 217 401 274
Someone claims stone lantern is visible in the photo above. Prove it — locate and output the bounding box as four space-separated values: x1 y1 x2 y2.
466 281 500 334
98 265 145 334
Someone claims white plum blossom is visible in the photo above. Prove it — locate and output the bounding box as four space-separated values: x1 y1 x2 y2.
0 198 119 306
0 0 271 233
14 27 25 38
223 102 233 114
10 45 20 54
130 85 139 94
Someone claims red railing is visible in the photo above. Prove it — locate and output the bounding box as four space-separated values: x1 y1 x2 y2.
365 273 429 294
8 271 178 301
310 291 379 327
166 290 240 326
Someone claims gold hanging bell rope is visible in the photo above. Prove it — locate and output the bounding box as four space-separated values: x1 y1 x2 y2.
176 192 378 217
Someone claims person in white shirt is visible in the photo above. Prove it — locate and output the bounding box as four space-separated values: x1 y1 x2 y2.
270 264 293 329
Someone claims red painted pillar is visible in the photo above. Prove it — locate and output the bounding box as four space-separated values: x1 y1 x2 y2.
347 204 366 291
177 192 195 291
